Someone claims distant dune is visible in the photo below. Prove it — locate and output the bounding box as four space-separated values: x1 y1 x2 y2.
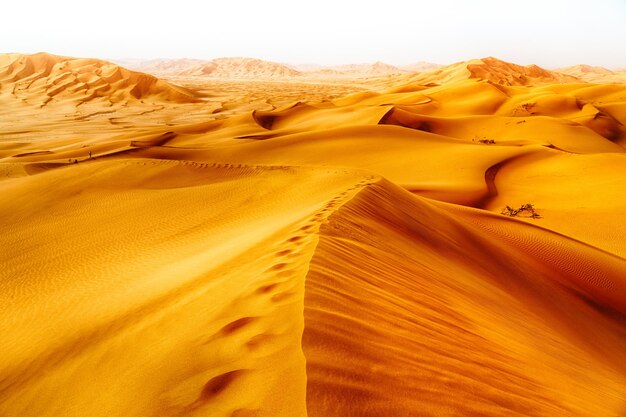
1 52 625 417
555 64 626 84
133 58 210 75
465 58 580 85
124 58 442 80
297 61 440 78
557 64 615 77
176 57 302 79
108 56 626 86
313 61 407 76
0 52 201 106
388 57 581 87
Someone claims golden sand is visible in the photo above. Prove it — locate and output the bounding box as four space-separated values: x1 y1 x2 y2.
1 53 625 416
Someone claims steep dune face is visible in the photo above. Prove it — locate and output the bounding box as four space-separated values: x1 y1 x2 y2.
304 180 626 417
0 53 201 106
467 58 580 85
1 53 626 416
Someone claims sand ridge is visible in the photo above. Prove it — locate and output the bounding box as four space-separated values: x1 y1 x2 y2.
1 52 625 416
0 158 378 416
0 53 202 106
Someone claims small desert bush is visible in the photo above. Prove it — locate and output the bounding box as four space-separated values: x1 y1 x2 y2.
500 203 541 219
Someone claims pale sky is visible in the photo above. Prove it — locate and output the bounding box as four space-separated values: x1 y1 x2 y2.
2 0 625 68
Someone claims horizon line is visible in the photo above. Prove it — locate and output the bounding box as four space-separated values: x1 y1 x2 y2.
3 51 626 72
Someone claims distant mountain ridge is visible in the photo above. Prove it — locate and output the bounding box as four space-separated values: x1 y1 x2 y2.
134 58 209 74
400 61 442 72
555 64 626 83
323 62 406 76
122 58 442 79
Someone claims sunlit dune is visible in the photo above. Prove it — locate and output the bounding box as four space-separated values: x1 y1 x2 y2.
373 57 581 90
1 52 625 417
0 52 201 105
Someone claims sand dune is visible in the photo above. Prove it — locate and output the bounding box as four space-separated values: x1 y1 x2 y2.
0 53 201 106
178 58 302 79
557 64 614 78
0 159 375 416
1 53 625 416
387 57 580 87
304 62 407 77
112 56 626 86
131 58 428 80
295 61 441 78
556 64 626 84
305 180 626 416
131 58 210 75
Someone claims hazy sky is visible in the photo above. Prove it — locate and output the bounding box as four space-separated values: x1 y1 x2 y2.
2 0 625 68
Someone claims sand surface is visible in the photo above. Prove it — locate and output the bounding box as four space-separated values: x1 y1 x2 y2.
1 53 625 416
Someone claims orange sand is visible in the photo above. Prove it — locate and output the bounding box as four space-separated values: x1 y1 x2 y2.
1 53 625 417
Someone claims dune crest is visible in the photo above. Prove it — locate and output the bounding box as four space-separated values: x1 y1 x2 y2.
392 57 580 87
132 58 210 74
0 52 201 106
305 179 626 416
178 57 302 79
1 52 625 416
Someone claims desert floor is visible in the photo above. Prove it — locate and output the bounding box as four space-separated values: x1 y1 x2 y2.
1 53 625 417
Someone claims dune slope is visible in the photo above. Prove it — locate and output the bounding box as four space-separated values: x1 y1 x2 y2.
1 53 625 416
2 160 624 417
385 57 580 88
0 52 201 106
179 58 302 79
305 180 626 417
0 159 372 417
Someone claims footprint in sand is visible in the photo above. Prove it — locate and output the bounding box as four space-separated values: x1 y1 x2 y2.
220 317 258 336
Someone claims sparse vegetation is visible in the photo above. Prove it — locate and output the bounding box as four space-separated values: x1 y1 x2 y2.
500 203 541 219
513 102 537 116
472 136 496 144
